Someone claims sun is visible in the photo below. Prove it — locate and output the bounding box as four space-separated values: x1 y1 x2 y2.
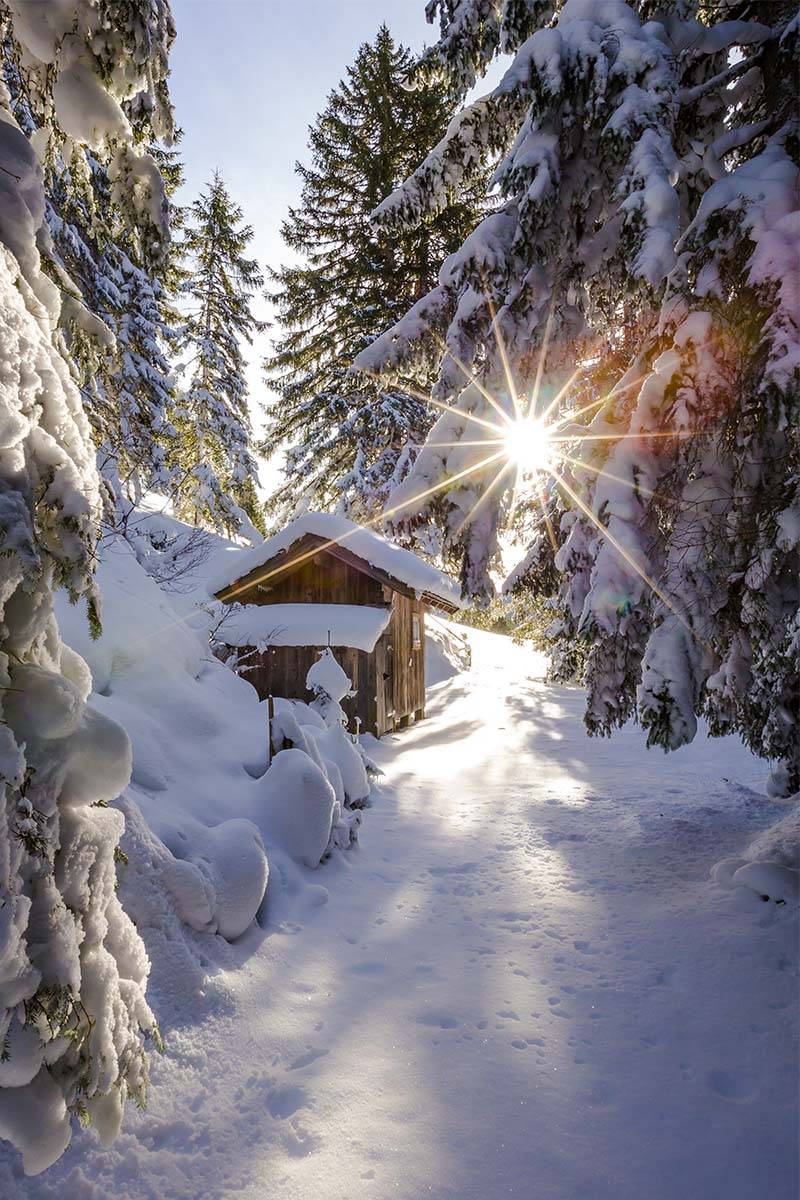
501 415 553 476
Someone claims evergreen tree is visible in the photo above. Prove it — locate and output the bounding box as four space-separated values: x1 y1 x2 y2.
264 24 486 525
2 27 183 501
52 149 183 499
356 1 799 793
172 172 266 537
0 0 174 1169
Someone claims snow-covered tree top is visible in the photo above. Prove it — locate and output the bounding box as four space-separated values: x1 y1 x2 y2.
208 511 463 609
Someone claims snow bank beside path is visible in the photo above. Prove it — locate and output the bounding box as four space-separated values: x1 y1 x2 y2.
713 807 800 905
51 529 378 968
425 613 472 685
55 535 272 944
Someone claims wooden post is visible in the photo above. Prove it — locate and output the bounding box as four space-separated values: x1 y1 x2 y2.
267 694 275 764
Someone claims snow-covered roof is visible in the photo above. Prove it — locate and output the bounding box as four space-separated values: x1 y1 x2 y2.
217 603 393 653
209 512 463 610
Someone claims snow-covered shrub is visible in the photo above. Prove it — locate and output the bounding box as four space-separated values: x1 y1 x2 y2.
258 650 369 863
270 699 366 846
306 647 352 726
713 808 800 907
260 749 337 870
304 649 369 807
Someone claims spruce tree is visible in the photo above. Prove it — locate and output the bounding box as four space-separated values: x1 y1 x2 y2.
356 1 800 793
2 29 183 501
0 0 175 1170
53 150 183 499
172 172 266 537
264 24 486 525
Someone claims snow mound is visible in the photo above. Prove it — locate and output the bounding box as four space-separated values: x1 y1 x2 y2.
261 749 337 869
712 806 800 904
731 862 799 904
425 614 472 686
159 815 269 941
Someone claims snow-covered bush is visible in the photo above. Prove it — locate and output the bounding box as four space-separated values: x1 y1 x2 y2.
304 649 369 807
306 647 352 726
259 650 368 866
713 808 800 907
260 749 338 870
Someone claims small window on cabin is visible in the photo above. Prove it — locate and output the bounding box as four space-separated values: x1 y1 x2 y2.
412 612 421 649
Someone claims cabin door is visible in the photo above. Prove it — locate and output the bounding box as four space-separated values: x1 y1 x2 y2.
382 640 395 728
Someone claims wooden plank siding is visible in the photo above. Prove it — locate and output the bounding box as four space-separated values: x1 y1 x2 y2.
239 642 378 733
240 549 385 608
218 542 432 736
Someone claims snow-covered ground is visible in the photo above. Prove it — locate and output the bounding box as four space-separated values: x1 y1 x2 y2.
1 628 797 1199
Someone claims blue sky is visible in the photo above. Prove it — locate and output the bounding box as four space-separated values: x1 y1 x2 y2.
169 1 437 439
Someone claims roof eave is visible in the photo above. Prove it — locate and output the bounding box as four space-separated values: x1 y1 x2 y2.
214 533 462 613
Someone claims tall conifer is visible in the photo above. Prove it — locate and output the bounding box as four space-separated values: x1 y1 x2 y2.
264 24 486 525
172 172 266 536
357 1 800 792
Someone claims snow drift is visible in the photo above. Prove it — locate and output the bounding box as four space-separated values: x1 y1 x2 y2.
54 531 373 946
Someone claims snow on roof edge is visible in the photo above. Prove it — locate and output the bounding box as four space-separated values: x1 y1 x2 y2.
216 603 393 653
207 512 463 609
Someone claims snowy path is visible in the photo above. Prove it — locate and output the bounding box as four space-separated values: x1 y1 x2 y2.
8 631 797 1200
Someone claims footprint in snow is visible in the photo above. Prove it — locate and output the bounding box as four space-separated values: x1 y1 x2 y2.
347 960 388 976
428 862 479 876
414 1011 460 1029
706 1069 758 1102
284 1116 320 1158
267 1083 309 1120
289 1047 329 1071
542 830 587 846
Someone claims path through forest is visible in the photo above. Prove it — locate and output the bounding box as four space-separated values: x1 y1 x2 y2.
9 631 797 1200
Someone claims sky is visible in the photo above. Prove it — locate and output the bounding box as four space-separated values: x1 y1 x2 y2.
169 1 437 459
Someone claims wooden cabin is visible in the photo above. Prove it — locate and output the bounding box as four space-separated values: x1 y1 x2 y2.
210 513 462 736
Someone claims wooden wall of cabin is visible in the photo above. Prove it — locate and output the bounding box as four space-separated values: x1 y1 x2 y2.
241 552 385 607
231 598 428 736
371 595 425 734
223 551 429 735
234 642 378 733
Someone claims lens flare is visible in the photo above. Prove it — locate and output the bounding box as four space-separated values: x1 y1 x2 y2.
501 416 553 475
